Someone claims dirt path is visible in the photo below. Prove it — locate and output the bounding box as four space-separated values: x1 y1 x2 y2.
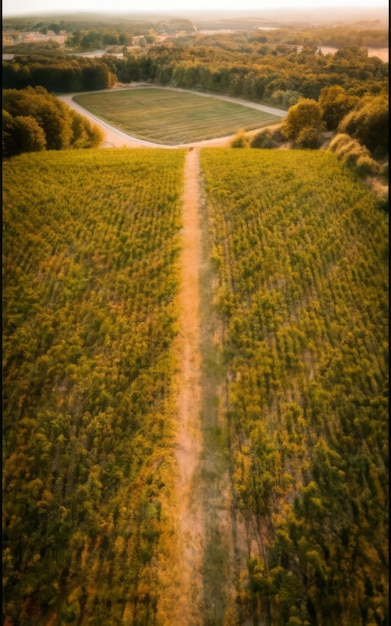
172 148 205 624
168 149 239 625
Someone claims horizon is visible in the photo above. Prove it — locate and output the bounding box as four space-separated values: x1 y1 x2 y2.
2 0 388 19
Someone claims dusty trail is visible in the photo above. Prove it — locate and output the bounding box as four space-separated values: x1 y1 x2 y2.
173 148 205 624
168 149 239 625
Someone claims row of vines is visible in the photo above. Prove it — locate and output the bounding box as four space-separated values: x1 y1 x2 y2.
3 148 186 625
200 149 388 626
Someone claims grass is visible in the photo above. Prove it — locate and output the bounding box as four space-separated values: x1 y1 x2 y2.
73 87 282 145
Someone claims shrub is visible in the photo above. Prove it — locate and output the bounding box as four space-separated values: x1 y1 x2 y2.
328 133 354 154
328 133 379 176
281 98 325 148
355 154 380 177
231 130 249 148
296 126 322 149
250 129 274 149
338 94 388 157
379 161 388 182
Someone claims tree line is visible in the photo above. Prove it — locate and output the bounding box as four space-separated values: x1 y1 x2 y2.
231 84 388 190
2 55 116 92
263 88 387 158
3 32 387 103
2 86 103 157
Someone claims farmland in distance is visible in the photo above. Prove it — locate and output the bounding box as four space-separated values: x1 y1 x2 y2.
73 88 281 145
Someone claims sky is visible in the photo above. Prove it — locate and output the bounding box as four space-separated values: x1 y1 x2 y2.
2 0 388 18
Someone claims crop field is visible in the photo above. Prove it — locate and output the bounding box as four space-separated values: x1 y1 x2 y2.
2 148 186 625
73 88 281 144
3 145 388 626
201 148 388 626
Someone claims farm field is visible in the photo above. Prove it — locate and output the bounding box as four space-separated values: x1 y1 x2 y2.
73 88 282 145
200 148 389 625
2 145 389 626
2 148 187 625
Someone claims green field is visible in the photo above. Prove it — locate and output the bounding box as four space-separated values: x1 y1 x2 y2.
3 147 388 626
73 88 281 144
201 148 388 626
3 148 186 625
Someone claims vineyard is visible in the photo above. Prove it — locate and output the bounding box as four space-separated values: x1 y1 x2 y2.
2 148 186 625
200 148 388 626
2 145 389 626
73 88 281 145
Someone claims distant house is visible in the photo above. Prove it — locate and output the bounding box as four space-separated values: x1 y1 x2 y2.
132 35 146 47
2 30 21 45
2 30 67 45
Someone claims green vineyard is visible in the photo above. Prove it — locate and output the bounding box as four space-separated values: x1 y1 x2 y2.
3 149 186 625
200 148 388 626
3 146 388 626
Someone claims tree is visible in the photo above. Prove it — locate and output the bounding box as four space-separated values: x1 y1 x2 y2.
2 112 47 157
328 133 379 176
318 85 359 131
281 98 325 147
82 63 115 90
69 110 103 149
338 94 388 157
2 110 15 156
3 86 73 149
3 87 103 157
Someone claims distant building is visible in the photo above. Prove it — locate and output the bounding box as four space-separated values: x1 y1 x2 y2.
2 29 67 45
75 49 123 59
132 35 146 46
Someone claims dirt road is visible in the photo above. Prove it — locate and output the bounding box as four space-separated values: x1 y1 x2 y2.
171 148 204 624
168 149 239 624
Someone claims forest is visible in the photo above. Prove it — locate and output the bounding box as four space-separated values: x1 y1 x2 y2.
2 21 388 104
2 55 116 93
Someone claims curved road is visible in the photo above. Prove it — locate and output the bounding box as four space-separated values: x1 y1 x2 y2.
58 85 286 149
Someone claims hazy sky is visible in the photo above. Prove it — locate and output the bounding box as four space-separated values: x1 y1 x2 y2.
2 0 387 18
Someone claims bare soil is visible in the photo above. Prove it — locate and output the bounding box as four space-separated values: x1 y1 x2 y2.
172 148 205 624
170 149 240 625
